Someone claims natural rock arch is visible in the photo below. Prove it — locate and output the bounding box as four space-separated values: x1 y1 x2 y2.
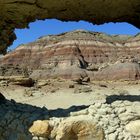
0 0 140 54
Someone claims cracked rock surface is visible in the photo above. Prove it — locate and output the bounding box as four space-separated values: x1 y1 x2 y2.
1 0 140 53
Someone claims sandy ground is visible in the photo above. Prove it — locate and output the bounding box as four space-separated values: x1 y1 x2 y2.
0 80 140 109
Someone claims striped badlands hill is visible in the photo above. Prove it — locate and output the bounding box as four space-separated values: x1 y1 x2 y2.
1 30 140 81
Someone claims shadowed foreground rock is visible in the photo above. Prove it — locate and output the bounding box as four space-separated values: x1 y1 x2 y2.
0 98 49 140
1 0 140 53
0 93 139 140
0 92 6 103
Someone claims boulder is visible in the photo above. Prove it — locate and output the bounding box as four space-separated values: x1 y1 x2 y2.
29 120 52 138
55 117 104 140
94 62 140 81
36 80 50 88
11 77 34 87
0 76 34 87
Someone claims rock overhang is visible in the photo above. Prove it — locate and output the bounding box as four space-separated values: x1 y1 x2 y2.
0 0 140 54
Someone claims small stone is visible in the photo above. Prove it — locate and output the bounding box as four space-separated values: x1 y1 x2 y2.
94 114 101 121
110 113 117 119
117 107 126 114
24 89 33 97
98 109 107 115
69 84 75 88
101 118 109 125
95 103 102 108
74 86 92 93
109 119 120 127
88 108 97 115
123 101 133 106
118 89 129 95
106 126 116 134
70 109 88 116
111 101 123 107
81 86 92 93
108 133 118 140
117 134 125 140
82 77 90 83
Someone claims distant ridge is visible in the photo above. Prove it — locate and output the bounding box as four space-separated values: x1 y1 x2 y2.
1 30 140 81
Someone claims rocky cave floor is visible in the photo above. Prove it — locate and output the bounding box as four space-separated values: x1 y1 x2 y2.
0 79 140 140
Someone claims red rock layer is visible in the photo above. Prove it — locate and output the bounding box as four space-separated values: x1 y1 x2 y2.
1 30 140 81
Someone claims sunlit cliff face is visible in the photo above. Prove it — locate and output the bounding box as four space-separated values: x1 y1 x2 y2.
0 0 140 54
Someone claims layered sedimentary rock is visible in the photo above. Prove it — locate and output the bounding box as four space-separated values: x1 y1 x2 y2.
1 0 140 53
1 30 140 81
94 62 140 81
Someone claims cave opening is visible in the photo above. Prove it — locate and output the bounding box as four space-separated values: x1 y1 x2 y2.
1 8 140 140
8 19 140 51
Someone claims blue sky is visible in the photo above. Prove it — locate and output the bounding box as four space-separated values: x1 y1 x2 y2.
9 19 140 50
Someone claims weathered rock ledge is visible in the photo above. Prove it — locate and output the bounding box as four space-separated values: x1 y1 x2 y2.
1 0 140 53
